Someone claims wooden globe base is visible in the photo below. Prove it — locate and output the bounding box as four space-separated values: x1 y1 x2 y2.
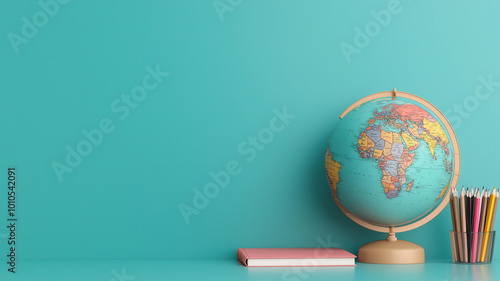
357 232 425 264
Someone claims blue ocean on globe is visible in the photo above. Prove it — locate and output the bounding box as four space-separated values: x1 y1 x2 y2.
326 97 455 226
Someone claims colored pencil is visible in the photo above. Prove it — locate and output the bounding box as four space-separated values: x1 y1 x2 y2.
481 187 496 262
449 190 457 262
489 188 499 232
484 189 499 261
465 190 468 228
460 188 468 263
466 189 472 261
452 189 463 262
471 189 482 262
476 189 488 262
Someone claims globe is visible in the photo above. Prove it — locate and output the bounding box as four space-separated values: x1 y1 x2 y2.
325 90 460 264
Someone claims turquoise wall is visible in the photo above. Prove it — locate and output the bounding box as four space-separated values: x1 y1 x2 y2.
1 0 499 261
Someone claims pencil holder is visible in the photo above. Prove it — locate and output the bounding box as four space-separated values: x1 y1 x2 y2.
450 231 496 263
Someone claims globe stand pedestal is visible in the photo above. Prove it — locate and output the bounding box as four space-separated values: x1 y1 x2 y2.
357 228 425 264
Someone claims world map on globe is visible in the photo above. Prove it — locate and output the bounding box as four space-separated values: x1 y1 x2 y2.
326 97 455 226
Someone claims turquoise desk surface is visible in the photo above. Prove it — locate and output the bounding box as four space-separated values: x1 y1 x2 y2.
0 260 498 281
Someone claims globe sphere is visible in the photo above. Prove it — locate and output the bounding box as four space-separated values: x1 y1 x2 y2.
326 94 459 228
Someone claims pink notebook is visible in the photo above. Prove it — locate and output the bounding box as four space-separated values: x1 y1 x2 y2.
237 248 356 267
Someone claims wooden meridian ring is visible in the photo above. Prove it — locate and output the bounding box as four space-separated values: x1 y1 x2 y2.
332 90 460 233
